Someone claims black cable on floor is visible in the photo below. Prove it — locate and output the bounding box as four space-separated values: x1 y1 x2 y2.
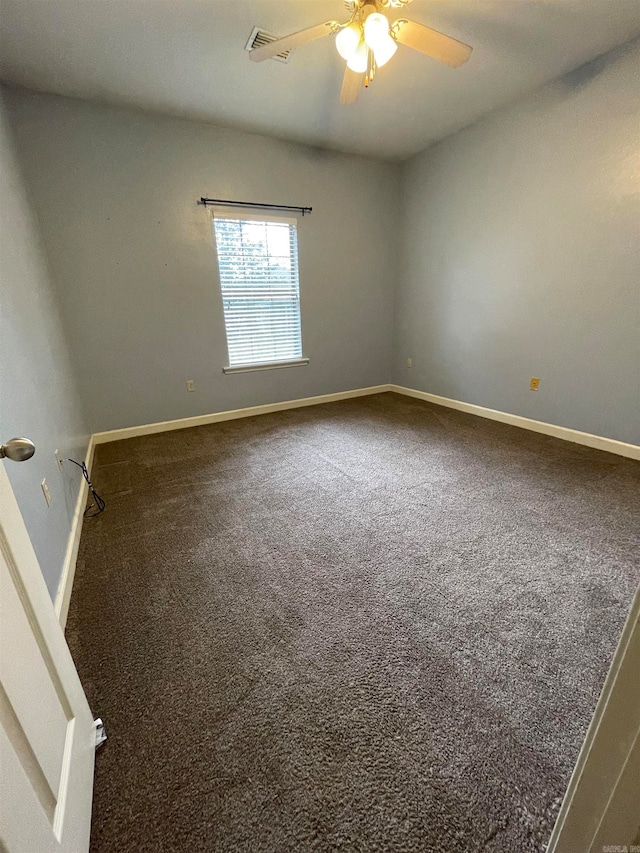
67 458 106 518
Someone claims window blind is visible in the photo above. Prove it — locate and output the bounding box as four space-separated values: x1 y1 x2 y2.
213 212 303 368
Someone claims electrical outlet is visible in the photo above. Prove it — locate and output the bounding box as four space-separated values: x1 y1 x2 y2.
407 358 413 369
41 479 52 507
55 449 64 472
186 379 195 392
530 377 540 391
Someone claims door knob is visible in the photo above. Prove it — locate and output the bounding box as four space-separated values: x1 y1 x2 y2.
0 438 36 462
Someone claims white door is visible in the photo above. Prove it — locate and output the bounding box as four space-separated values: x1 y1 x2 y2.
0 460 95 852
547 585 640 852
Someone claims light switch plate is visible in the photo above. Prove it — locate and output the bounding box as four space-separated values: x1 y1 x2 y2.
41 479 52 507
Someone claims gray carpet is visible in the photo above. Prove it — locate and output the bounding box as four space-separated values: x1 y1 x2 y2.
66 392 640 853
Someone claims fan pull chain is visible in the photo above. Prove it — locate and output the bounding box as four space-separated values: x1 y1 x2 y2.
365 47 377 87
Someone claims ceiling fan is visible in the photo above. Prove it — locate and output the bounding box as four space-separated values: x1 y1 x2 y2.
249 0 473 105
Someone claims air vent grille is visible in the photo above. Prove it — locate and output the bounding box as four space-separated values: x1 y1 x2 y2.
245 27 293 63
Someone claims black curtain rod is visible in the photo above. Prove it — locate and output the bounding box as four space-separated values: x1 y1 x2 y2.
199 198 312 216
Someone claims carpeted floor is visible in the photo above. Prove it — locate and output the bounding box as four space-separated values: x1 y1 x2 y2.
66 392 640 853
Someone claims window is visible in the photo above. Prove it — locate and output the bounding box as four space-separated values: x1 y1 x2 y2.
212 210 307 372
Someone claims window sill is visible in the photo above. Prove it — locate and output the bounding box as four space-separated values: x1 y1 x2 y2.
223 358 310 375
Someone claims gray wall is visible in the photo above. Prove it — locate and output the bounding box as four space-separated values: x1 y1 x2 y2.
4 89 399 433
4 37 639 448
394 39 640 445
0 88 90 598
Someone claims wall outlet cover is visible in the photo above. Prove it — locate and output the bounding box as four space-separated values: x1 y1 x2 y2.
186 380 195 392
530 377 540 391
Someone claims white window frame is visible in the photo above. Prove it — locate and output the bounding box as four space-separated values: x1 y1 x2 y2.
211 207 309 374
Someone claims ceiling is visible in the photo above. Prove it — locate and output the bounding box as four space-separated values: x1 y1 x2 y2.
1 0 639 160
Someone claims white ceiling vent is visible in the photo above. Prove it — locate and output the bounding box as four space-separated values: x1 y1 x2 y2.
245 27 293 63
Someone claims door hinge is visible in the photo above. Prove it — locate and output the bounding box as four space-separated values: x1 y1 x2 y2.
93 717 107 750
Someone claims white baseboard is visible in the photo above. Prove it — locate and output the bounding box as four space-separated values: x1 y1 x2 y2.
91 385 392 444
389 385 640 460
90 382 640 456
55 436 95 630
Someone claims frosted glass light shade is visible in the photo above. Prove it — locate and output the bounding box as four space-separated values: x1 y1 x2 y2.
347 39 368 73
373 35 397 67
335 22 361 60
364 12 389 51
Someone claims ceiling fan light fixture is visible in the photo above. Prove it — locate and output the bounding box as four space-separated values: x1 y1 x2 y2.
335 21 361 60
373 34 397 67
248 1 473 105
363 12 389 51
347 38 368 73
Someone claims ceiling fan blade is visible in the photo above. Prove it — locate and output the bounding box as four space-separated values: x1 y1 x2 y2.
339 66 364 105
393 19 472 67
249 21 338 62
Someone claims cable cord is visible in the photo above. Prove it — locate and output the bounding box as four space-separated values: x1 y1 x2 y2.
67 458 106 518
